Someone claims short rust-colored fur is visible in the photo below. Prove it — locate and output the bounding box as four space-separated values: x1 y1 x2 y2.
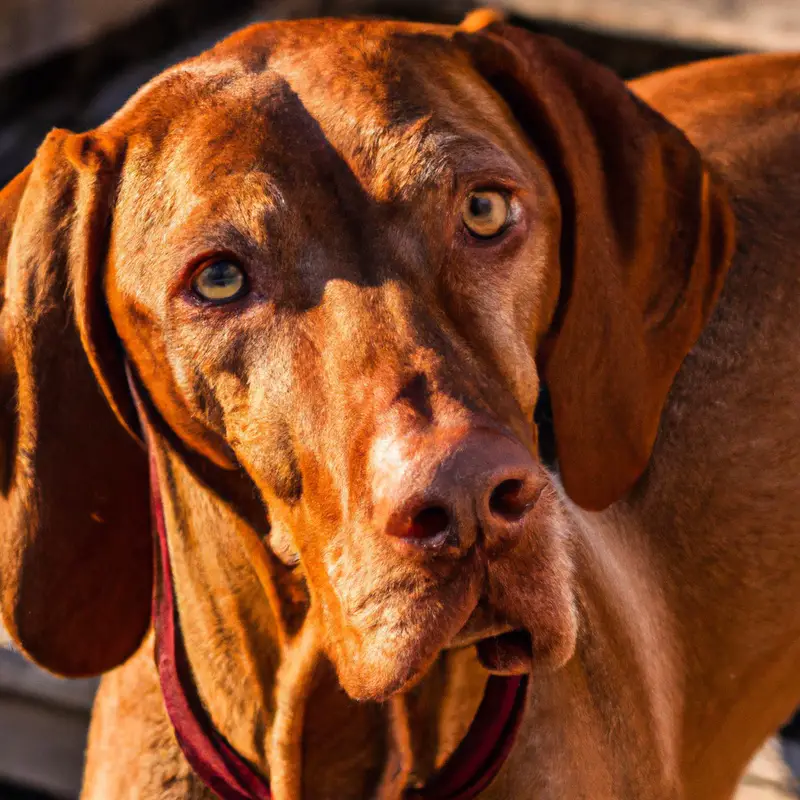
1 12 798 800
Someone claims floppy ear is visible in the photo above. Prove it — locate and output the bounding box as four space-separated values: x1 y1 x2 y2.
459 25 736 510
0 129 152 676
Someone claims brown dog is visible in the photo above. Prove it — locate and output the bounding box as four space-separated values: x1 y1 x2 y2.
1 11 799 799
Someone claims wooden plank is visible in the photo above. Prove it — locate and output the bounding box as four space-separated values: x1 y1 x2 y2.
501 0 800 51
1 0 798 84
736 739 796 799
0 637 96 797
0 649 97 713
0 0 166 77
0 692 90 798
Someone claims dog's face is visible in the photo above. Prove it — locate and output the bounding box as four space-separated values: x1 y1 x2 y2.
0 19 733 686
107 26 575 699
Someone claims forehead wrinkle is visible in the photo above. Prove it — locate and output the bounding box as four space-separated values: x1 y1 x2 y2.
186 172 285 249
114 34 533 277
268 43 531 202
360 120 461 202
133 116 286 252
349 129 529 205
105 58 245 127
270 39 451 201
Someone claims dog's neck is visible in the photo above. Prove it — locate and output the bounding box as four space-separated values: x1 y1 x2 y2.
149 422 800 799
152 438 489 797
536 489 800 799
150 431 668 798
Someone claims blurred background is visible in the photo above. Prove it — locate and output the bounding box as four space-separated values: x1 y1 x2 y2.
1 0 799 798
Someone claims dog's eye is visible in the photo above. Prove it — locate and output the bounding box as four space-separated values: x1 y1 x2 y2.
462 190 510 239
192 259 248 303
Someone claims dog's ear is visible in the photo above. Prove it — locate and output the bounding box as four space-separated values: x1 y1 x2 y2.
459 8 506 32
0 129 152 676
458 25 736 510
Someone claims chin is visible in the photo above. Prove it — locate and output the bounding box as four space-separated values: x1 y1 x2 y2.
330 596 483 701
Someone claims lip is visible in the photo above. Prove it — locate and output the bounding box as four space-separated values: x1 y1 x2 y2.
449 597 515 648
475 629 534 675
448 599 534 675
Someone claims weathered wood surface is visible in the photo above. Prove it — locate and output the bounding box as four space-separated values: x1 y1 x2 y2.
2 0 800 84
738 739 796 799
0 646 97 712
0 0 166 77
0 643 97 797
503 0 800 51
0 692 92 797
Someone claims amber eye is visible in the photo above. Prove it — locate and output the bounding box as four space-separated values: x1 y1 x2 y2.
462 190 511 239
192 259 248 303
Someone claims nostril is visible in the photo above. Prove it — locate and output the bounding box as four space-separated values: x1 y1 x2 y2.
404 505 451 540
489 478 531 522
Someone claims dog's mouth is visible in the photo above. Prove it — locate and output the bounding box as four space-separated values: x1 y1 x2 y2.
475 629 534 675
450 601 534 676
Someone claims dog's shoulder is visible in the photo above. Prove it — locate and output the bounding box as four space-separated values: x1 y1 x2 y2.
631 54 800 533
82 633 214 800
633 54 800 284
631 54 800 185
629 52 800 135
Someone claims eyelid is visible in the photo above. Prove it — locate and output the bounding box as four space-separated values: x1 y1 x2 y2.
468 185 513 196
453 170 524 198
170 250 248 299
464 187 513 212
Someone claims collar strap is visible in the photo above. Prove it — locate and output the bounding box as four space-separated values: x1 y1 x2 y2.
134 372 528 799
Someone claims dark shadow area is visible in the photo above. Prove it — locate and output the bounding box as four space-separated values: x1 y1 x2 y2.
781 711 800 791
0 783 63 800
0 0 265 185
0 0 737 186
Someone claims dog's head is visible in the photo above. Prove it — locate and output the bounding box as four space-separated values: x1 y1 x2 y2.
0 18 733 699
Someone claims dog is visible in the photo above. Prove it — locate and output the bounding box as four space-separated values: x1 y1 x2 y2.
1 10 799 799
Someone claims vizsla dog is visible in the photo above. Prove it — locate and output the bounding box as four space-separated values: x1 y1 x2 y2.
1 10 799 799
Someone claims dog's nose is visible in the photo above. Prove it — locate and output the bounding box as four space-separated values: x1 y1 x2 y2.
380 432 543 553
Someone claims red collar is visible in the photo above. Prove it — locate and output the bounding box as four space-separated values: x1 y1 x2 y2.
146 440 527 800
